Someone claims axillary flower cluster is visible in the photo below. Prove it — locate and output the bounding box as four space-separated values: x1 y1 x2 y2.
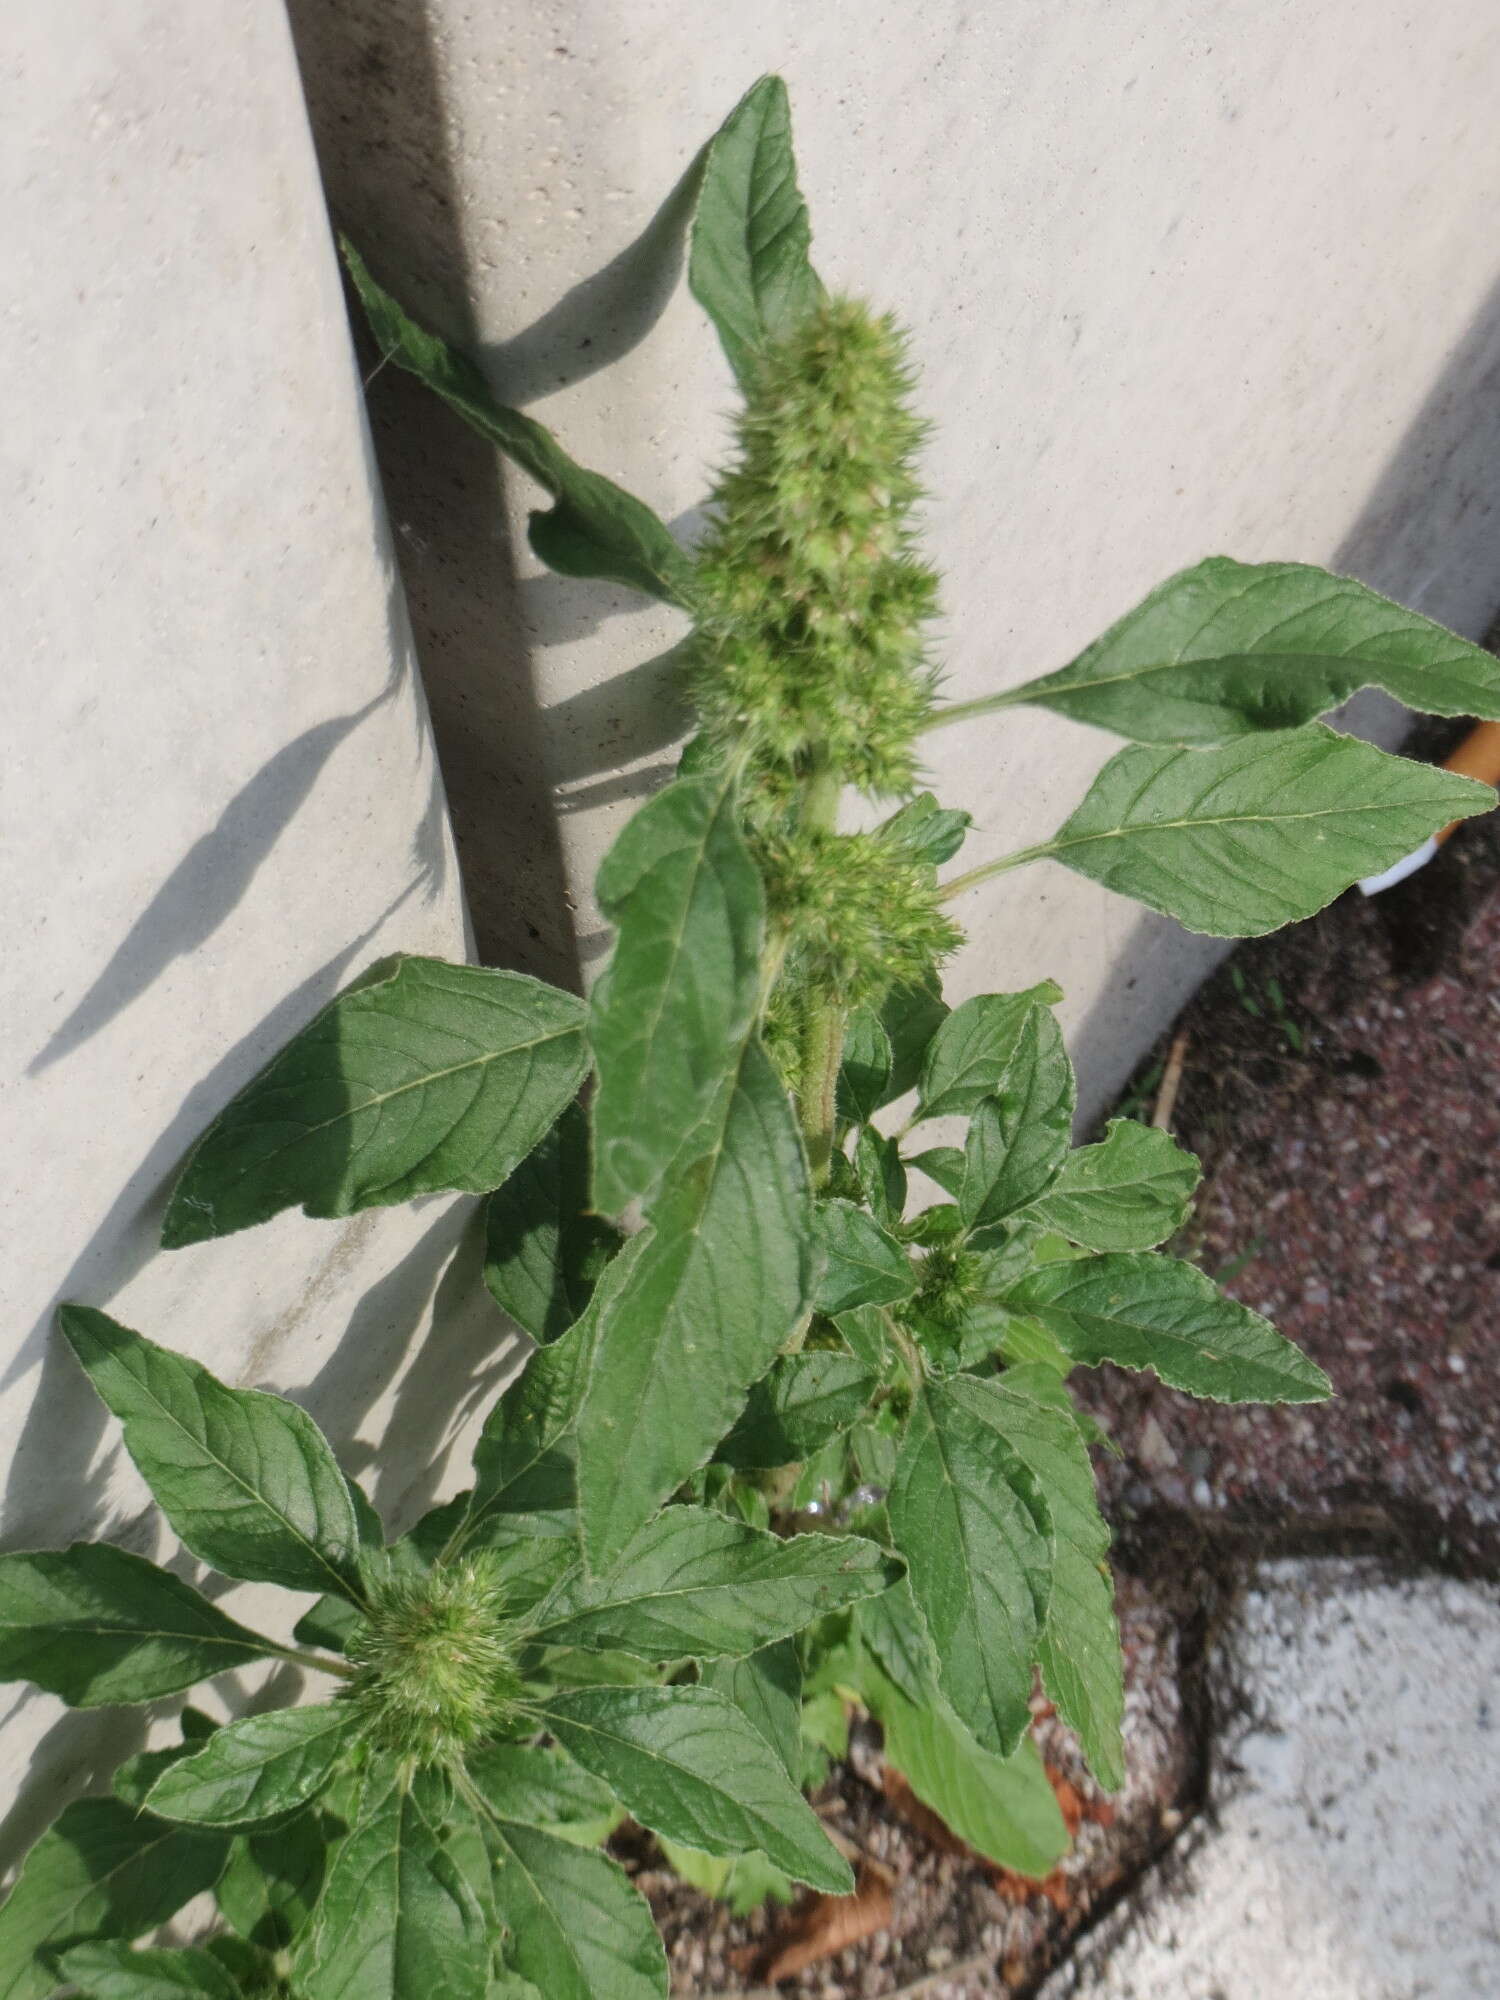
688 298 961 1144
342 1553 526 1770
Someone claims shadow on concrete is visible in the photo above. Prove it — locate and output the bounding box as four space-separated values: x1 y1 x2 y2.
285 0 583 990
29 670 405 1075
1061 273 1500 1121
541 638 693 788
1328 272 1500 619
0 861 483 1864
470 152 704 406
0 880 443 1551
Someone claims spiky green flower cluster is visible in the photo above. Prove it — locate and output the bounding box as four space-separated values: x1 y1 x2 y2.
907 1240 986 1366
690 298 940 805
343 1554 524 1768
760 826 961 1007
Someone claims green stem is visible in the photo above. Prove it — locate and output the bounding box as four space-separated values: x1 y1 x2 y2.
793 745 847 1188
938 839 1054 903
921 686 1031 734
270 1645 359 1682
879 1307 926 1396
757 922 791 1019
798 996 846 1188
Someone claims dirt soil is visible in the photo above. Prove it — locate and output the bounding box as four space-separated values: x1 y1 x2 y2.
648 717 1500 1997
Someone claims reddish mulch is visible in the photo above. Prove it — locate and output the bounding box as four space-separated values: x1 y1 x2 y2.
1088 742 1500 1574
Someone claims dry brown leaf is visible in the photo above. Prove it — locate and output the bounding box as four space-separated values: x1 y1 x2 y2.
757 1862 895 1982
880 1766 969 1857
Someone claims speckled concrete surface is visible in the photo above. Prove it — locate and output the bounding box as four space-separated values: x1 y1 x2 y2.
1041 1561 1500 2000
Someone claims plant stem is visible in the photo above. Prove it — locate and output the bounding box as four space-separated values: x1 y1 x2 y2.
794 745 847 1187
922 685 1029 733
938 839 1054 902
271 1645 359 1682
879 1307 926 1395
799 996 846 1188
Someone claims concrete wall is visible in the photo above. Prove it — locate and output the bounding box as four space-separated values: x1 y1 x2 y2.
0 2 502 1853
291 0 1500 1118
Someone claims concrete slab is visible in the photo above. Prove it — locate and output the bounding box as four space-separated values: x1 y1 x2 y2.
1043 1561 1500 1999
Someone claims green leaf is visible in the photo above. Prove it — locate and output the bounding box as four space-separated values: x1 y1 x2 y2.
483 1106 621 1344
539 1687 852 1893
855 1579 939 1708
688 75 822 388
145 1705 354 1829
1025 1118 1200 1252
574 1040 818 1571
833 1304 890 1372
836 1005 893 1126
878 975 949 1106
162 957 589 1246
215 1811 327 1948
112 1745 198 1814
0 1799 228 2000
1004 557 1500 746
0 1544 273 1707
529 1506 898 1658
947 1370 1124 1790
972 1217 1046 1292
853 1127 906 1231
484 1820 666 2000
813 1200 915 1314
917 983 1065 1122
717 1354 874 1469
1037 726 1493 938
874 1676 1068 1878
959 1009 1076 1231
293 1766 486 2000
996 1314 1075 1375
292 1593 363 1656
877 793 972 865
465 1231 652 1548
463 1745 614 1833
342 241 691 606
907 1147 965 1199
700 1641 802 1781
788 1431 849 1512
59 1309 361 1601
56 1943 239 2000
589 771 764 1217
202 1938 275 1992
1004 1251 1332 1402
653 1840 793 1918
887 1382 1052 1757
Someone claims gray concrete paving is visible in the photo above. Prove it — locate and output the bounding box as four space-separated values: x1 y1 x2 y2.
1044 1561 1500 1999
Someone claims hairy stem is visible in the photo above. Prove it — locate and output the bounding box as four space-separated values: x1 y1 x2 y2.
880 1307 926 1395
793 746 846 1186
270 1645 359 1682
938 839 1053 902
921 685 1030 733
798 996 846 1188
